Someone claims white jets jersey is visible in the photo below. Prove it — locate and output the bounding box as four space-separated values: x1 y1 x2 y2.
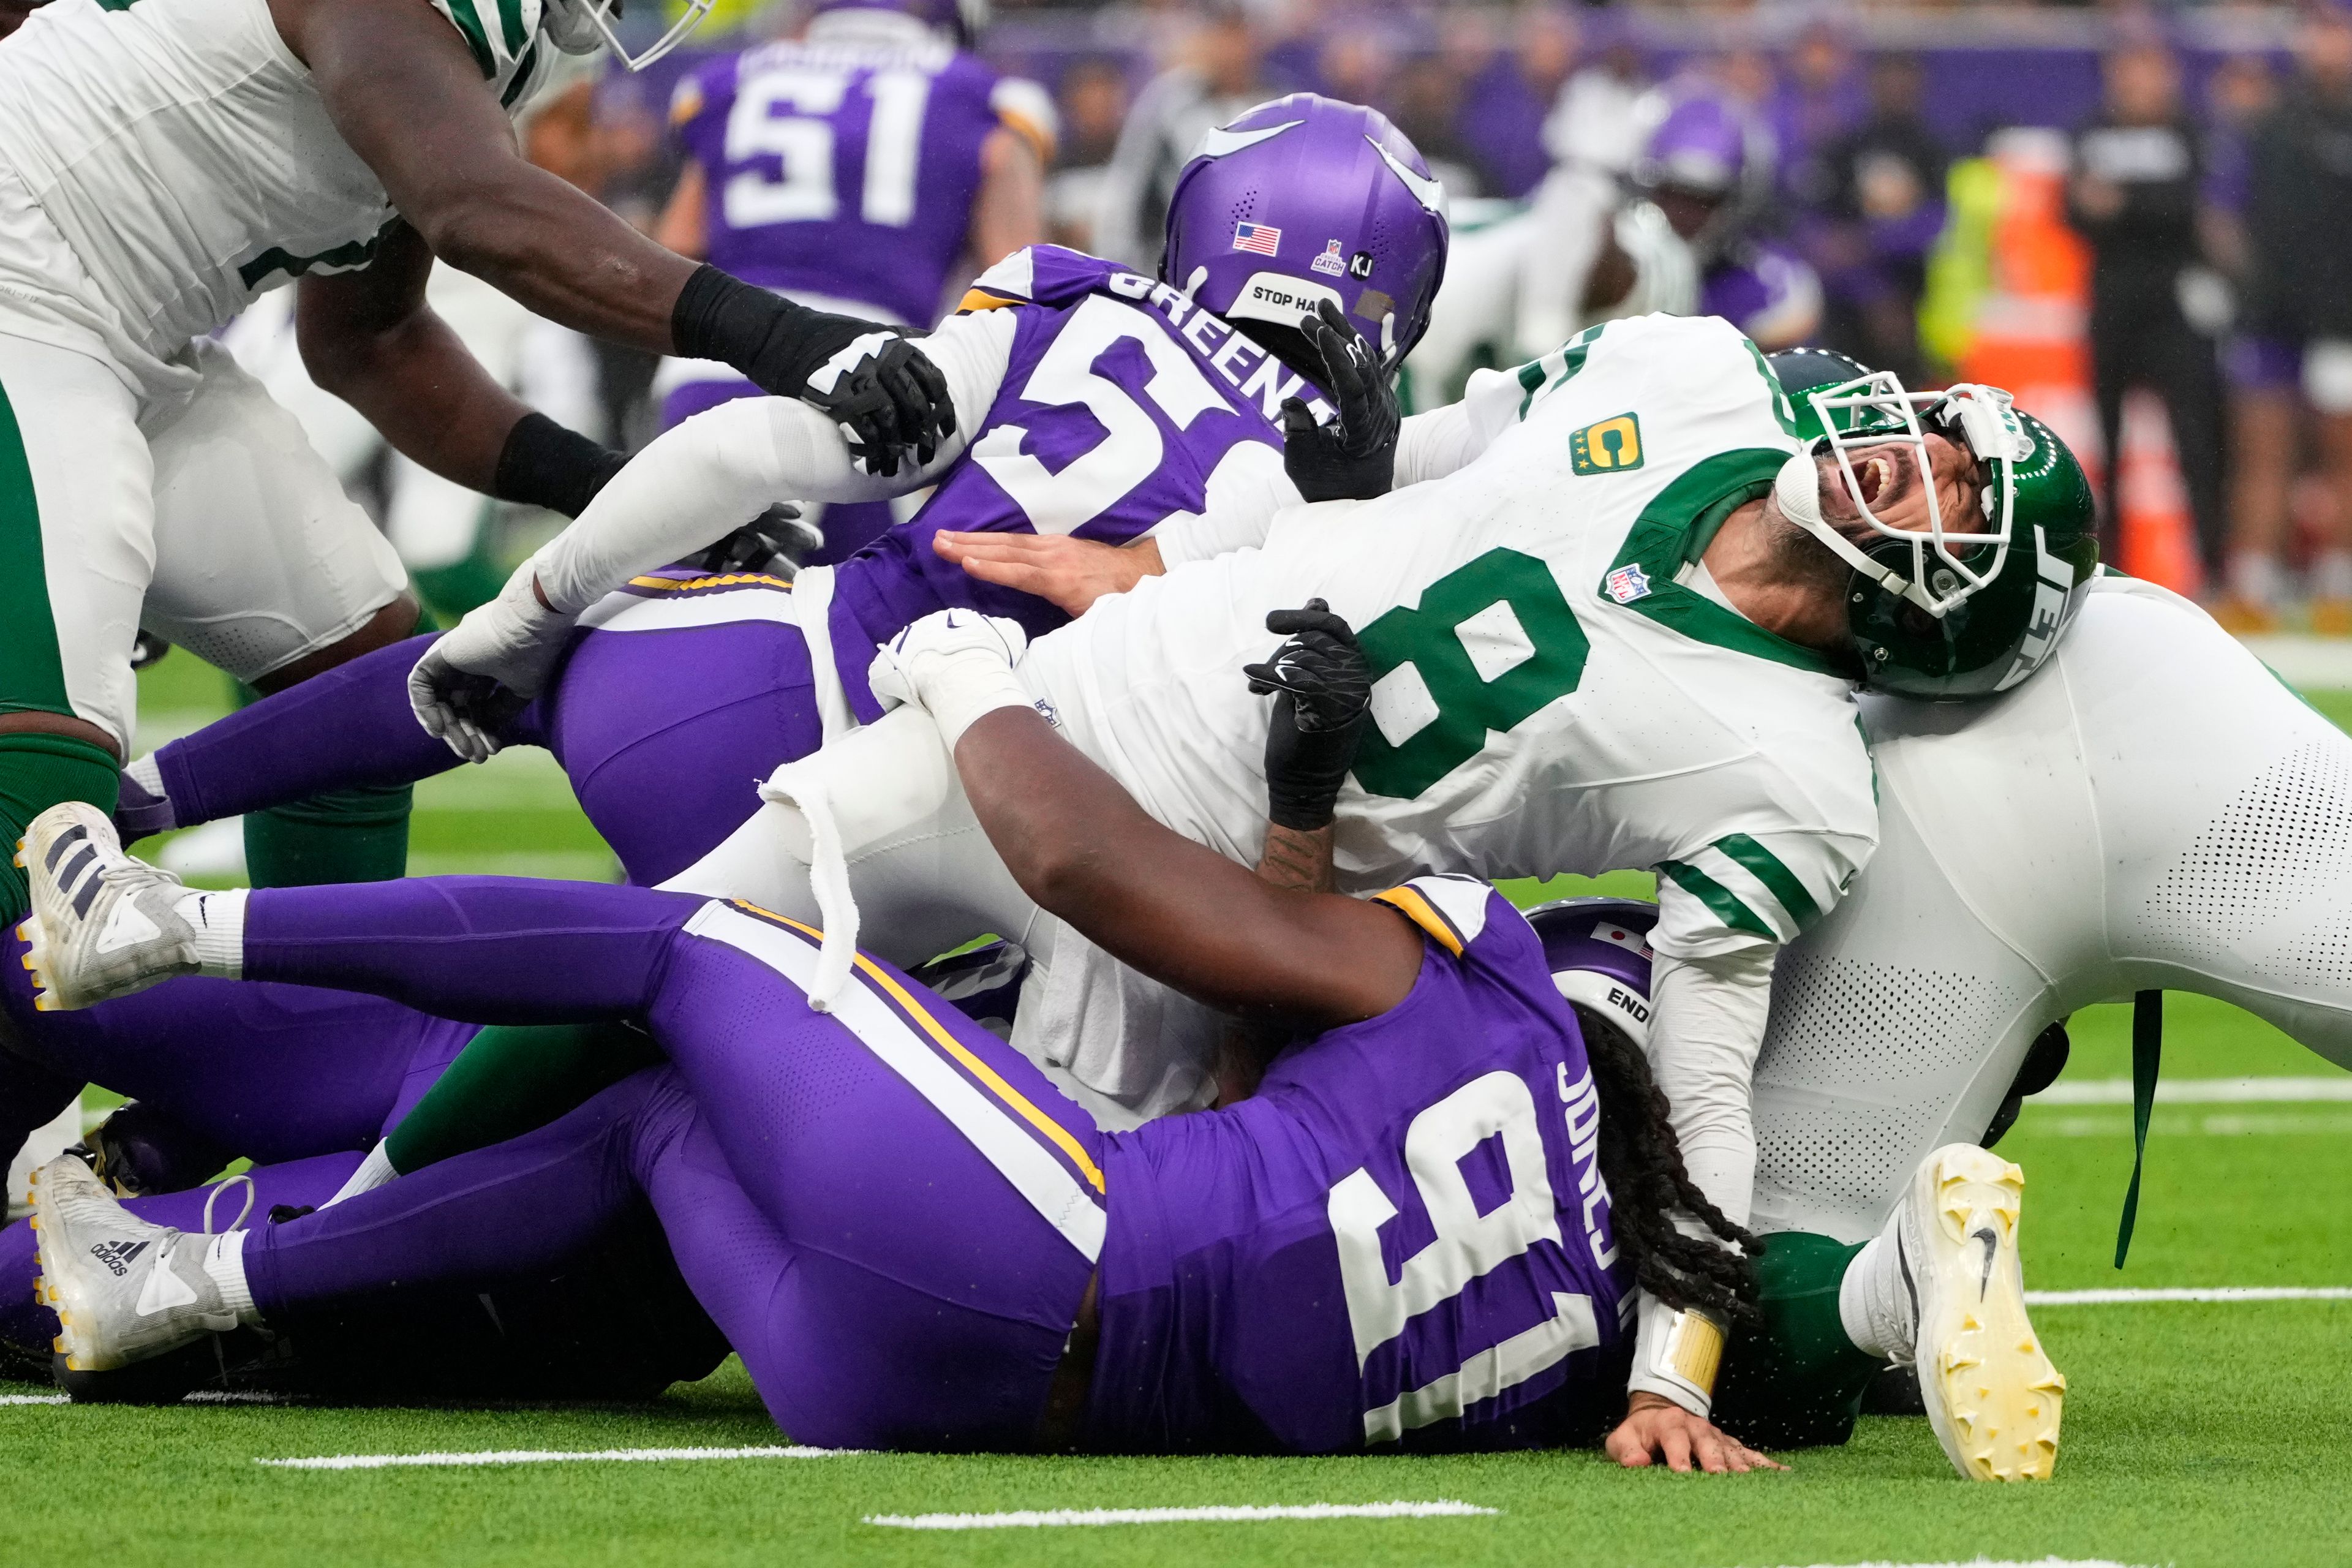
1752 575 2352 1243
0 0 549 388
1024 312 1878 965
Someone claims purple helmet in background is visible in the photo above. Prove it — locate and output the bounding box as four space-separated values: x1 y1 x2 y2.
1161 93 1450 369
1525 897 1657 1050
1631 83 1777 261
812 0 987 46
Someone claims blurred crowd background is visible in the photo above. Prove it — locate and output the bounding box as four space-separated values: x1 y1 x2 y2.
18 0 2352 630
562 0 2352 630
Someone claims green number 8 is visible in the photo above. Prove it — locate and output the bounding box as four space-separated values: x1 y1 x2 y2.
1352 547 1591 800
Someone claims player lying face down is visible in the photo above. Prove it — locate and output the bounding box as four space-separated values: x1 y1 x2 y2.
20 609 1787 1467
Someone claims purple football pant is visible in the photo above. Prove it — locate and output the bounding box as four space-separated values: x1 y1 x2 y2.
149 609 824 888
238 878 1102 1450
660 375 892 565
1 924 470 1165
0 1153 358 1363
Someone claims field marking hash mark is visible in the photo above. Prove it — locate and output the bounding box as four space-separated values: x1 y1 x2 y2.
865 1501 1499 1528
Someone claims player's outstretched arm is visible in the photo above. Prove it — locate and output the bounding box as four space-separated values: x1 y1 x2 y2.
869 609 1419 1030
298 224 622 514
281 0 951 470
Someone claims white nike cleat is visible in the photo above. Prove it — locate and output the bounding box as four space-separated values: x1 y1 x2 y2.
1892 1144 2065 1482
30 1156 237 1372
19 802 202 1011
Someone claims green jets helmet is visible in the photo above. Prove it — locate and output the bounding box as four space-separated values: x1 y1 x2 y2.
1765 349 2098 701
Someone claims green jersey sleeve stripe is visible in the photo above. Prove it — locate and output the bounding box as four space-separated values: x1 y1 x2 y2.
1713 832 1822 929
492 0 529 57
1512 323 1604 420
437 0 498 77
1656 859 1776 941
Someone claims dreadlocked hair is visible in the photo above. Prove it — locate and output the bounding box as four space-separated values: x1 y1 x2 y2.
1570 1003 1765 1326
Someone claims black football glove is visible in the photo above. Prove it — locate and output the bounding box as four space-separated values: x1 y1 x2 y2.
671 263 955 477
1244 598 1372 832
693 504 820 578
1280 299 1400 503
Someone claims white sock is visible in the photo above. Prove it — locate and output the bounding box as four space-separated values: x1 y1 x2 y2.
1837 1228 1911 1361
323 1143 399 1209
200 1228 259 1325
2313 550 2352 602
125 752 167 801
171 887 246 978
2229 551 2283 608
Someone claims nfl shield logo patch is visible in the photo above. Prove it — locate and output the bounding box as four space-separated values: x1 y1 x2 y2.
1605 565 1652 604
1311 239 1346 277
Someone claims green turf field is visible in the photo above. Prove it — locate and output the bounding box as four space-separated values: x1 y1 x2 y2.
5 658 2351 1567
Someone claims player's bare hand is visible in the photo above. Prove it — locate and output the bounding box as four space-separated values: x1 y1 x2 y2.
933 532 1163 617
1604 1393 1786 1474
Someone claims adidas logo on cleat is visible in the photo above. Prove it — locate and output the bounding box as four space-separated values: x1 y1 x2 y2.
88 1238 149 1278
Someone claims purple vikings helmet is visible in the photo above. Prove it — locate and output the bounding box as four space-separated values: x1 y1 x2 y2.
1160 94 1450 370
812 0 989 46
1525 897 1657 1051
1631 85 1776 261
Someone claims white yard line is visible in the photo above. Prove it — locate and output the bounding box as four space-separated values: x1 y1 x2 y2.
2036 1076 2352 1105
1776 1561 2149 1567
2034 1110 2352 1137
258 1444 848 1471
2026 1286 2352 1306
0 1394 69 1406
865 1501 1499 1529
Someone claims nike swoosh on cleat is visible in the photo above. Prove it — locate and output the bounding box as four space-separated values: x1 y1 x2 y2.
1972 1226 1999 1300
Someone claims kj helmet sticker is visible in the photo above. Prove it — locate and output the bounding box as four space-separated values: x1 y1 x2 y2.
1311 239 1347 277
1349 250 1374 279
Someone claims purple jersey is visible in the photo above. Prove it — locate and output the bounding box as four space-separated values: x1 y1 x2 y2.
828 245 1327 720
1088 876 1635 1453
669 26 1011 326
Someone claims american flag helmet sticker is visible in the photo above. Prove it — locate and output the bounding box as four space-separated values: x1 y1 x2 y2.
1231 222 1282 256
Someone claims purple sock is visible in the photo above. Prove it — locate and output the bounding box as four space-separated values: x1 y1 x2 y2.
243 877 703 1025
244 1072 679 1317
154 636 462 827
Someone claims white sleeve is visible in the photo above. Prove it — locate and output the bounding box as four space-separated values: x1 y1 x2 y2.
1151 440 1302 567
531 311 1014 615
1392 361 1535 486
1624 944 1777 1415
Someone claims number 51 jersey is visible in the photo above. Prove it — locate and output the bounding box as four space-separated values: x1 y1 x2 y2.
1085 877 1634 1453
1022 312 1880 965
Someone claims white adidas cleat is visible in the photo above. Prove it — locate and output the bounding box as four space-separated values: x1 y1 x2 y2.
30 1156 237 1372
1893 1144 2065 1482
18 801 202 1011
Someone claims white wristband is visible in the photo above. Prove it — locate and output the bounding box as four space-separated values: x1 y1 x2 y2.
1628 1294 1725 1417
